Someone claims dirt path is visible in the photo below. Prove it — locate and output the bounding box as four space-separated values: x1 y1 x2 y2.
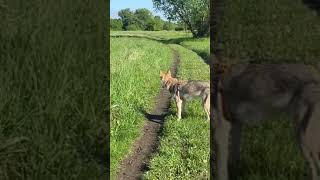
116 49 180 180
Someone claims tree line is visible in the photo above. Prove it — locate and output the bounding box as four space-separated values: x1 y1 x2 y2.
111 0 209 38
153 0 209 38
110 8 183 31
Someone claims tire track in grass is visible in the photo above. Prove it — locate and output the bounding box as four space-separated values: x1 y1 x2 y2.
116 49 181 180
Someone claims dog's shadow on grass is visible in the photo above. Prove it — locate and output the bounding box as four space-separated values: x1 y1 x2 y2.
138 107 202 123
137 107 175 124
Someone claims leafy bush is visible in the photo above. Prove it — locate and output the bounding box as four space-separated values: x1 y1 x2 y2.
111 19 123 30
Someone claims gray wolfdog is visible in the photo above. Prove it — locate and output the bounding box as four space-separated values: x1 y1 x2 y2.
160 70 210 120
213 63 320 180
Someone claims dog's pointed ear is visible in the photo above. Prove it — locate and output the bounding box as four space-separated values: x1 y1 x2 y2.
167 70 171 77
160 71 164 77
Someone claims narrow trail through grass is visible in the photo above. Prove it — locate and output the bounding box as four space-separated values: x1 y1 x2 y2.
144 44 210 179
111 33 210 179
116 48 180 180
110 37 172 179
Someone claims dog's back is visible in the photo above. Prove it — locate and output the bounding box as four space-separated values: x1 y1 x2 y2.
178 80 210 101
220 64 320 124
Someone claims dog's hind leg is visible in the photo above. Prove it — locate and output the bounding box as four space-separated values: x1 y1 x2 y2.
213 92 232 180
296 84 320 180
300 130 320 180
182 100 187 116
203 93 210 120
297 102 320 180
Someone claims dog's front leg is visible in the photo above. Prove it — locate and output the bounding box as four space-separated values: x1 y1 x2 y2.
213 92 232 180
182 100 187 115
204 94 210 121
175 93 182 120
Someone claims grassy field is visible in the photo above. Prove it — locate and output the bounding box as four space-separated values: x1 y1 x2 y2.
211 0 320 179
110 31 192 41
179 38 210 62
0 1 106 179
214 0 320 63
110 37 172 178
111 31 210 62
110 29 312 179
144 44 210 179
110 31 210 179
236 117 307 180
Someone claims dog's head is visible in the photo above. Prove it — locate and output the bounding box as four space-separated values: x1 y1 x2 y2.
159 70 173 90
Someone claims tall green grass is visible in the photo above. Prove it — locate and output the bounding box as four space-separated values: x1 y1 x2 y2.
0 0 106 179
145 44 210 179
214 0 320 63
180 38 210 62
211 0 319 179
236 117 307 180
110 37 172 178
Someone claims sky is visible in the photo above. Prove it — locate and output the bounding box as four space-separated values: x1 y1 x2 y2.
110 0 167 20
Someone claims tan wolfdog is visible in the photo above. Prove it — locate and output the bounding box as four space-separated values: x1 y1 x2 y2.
213 63 320 180
160 70 210 120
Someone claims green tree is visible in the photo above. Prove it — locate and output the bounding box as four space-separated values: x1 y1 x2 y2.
153 0 209 37
153 16 164 31
163 21 175 30
175 21 187 31
126 24 141 31
110 19 123 30
118 8 143 30
134 8 154 30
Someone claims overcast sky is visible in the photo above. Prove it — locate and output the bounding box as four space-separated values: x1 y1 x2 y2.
110 0 167 20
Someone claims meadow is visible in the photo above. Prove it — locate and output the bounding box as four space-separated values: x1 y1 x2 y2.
110 31 192 41
0 1 106 179
110 37 172 178
111 30 210 62
144 44 210 179
213 0 320 64
211 0 320 179
110 30 307 180
110 31 210 179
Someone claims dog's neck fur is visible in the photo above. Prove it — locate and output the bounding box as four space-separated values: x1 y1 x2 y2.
165 77 184 94
166 77 179 86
